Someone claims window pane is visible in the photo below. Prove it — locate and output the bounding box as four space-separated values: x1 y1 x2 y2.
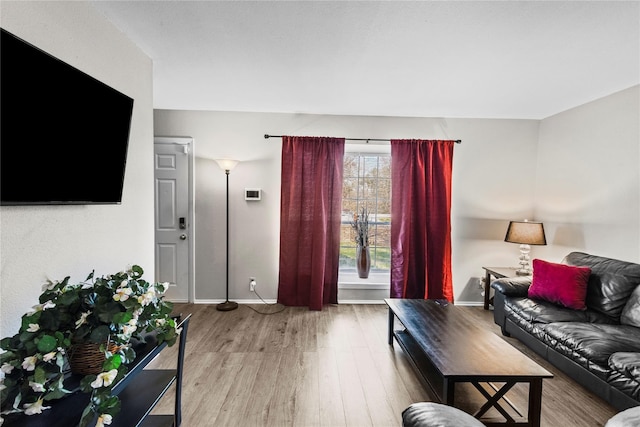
340 152 391 274
344 155 358 177
379 156 391 177
342 177 358 200
363 156 378 178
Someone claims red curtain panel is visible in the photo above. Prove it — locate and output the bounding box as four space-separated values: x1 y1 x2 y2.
277 136 345 310
390 139 454 302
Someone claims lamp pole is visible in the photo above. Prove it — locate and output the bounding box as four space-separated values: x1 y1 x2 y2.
215 160 239 311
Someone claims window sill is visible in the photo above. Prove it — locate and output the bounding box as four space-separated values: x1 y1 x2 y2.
338 271 390 290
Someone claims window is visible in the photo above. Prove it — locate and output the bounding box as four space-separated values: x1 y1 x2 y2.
339 151 391 285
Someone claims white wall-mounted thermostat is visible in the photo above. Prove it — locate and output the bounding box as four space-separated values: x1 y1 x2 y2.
245 188 262 201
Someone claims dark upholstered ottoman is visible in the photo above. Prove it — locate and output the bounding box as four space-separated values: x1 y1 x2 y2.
402 402 484 427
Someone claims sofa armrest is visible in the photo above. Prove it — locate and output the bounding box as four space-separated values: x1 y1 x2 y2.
491 276 532 297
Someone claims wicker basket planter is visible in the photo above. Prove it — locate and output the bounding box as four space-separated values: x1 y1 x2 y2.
68 342 120 375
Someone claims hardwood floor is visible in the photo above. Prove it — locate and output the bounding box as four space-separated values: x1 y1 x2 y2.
148 303 618 426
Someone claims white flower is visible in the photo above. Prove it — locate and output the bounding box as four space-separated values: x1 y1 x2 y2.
29 381 45 392
113 287 132 302
41 280 58 292
42 351 57 362
22 356 38 371
155 318 166 327
23 398 51 415
30 301 56 314
137 290 155 306
120 323 137 337
96 413 113 427
1 363 14 374
26 323 40 333
90 369 118 389
75 311 91 329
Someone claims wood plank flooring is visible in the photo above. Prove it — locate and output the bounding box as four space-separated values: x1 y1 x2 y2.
147 303 618 426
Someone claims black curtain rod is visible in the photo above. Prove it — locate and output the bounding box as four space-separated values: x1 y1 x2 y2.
264 134 461 144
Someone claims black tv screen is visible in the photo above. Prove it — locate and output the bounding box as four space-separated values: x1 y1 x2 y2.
1 28 134 205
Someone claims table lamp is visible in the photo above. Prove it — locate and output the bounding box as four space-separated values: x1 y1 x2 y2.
504 220 546 275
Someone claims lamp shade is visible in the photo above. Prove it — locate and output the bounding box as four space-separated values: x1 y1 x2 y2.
504 220 547 245
214 159 239 172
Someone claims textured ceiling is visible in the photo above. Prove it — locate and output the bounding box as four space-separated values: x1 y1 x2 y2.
91 1 639 119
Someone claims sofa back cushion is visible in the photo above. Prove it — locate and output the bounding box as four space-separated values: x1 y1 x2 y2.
621 285 640 327
529 259 591 310
563 252 640 322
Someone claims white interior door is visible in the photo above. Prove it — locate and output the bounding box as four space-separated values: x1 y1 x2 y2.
154 138 193 302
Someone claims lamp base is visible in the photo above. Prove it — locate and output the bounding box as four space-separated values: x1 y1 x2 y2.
216 301 239 311
516 269 532 276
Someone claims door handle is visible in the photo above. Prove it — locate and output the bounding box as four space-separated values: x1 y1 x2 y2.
180 234 187 240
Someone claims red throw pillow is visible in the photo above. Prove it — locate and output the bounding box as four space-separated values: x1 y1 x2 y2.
528 259 591 310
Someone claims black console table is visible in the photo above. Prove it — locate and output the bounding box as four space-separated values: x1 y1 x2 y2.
3 314 191 427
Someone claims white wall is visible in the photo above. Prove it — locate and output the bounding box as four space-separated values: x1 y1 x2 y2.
154 110 540 304
0 1 154 336
534 85 640 263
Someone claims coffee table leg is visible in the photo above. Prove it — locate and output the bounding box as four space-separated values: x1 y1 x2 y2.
443 379 455 405
388 309 394 346
528 379 543 427
484 270 491 310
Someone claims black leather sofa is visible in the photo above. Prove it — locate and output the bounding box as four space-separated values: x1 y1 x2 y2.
491 252 640 410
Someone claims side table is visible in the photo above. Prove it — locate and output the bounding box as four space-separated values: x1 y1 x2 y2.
482 267 525 310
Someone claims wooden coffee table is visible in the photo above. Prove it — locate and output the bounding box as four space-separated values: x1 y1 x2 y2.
385 298 553 427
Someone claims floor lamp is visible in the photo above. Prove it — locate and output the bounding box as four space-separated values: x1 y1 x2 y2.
215 159 239 311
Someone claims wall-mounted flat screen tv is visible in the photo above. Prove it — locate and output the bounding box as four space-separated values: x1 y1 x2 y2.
1 28 134 205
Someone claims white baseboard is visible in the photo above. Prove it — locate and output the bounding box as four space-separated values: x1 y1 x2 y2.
193 298 278 304
454 301 484 307
191 299 483 306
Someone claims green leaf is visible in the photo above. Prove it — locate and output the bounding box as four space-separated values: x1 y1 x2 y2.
95 301 123 324
100 395 121 413
89 325 111 343
85 270 95 282
21 312 41 331
56 290 79 306
56 352 66 370
0 336 15 351
79 403 97 427
34 366 47 384
0 350 16 363
36 334 57 353
120 347 136 364
80 375 97 393
112 311 132 325
44 386 70 400
131 265 144 278
39 309 61 331
102 354 122 371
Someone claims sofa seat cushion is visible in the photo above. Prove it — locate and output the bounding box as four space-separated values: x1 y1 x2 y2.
608 352 640 401
543 323 640 378
504 296 614 339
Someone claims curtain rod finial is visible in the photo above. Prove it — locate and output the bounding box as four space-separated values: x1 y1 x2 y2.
264 134 270 139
